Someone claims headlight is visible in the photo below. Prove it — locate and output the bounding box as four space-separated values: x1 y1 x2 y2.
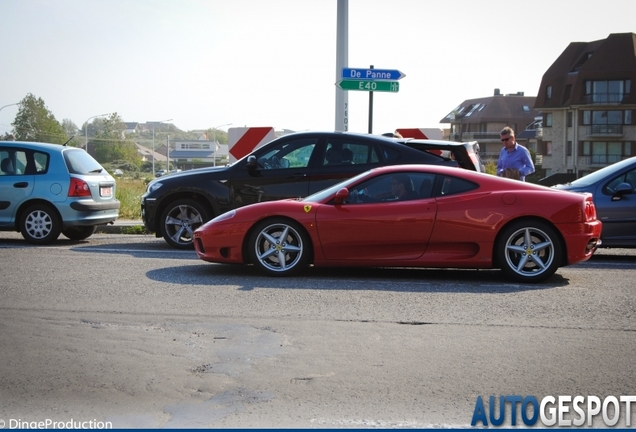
147 182 163 193
211 210 236 223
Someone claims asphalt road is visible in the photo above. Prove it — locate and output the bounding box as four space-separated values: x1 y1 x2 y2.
1 232 635 428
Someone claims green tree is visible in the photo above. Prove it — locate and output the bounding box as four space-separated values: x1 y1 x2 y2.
61 118 82 147
93 113 140 166
11 93 68 144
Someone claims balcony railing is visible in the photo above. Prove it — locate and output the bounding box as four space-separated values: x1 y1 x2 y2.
585 125 624 136
586 154 625 166
583 93 627 105
460 132 501 141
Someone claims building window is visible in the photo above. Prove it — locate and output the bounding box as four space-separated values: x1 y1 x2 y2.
585 79 631 103
581 141 633 164
545 113 553 127
546 86 552 99
582 110 631 133
464 104 481 117
546 142 552 155
567 141 572 156
567 112 573 127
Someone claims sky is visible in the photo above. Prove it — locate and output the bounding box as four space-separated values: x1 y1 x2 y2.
1 0 634 137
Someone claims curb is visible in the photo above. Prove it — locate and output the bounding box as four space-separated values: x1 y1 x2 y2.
95 220 147 234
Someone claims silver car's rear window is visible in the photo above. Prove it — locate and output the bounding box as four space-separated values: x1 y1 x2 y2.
63 148 105 175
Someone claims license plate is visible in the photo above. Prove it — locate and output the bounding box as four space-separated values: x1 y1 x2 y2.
100 186 113 197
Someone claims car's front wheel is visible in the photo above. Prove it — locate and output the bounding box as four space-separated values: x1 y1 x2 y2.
20 203 62 245
160 198 210 249
248 218 310 276
495 220 563 283
62 225 97 241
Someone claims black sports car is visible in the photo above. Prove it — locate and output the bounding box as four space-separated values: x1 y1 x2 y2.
141 131 484 248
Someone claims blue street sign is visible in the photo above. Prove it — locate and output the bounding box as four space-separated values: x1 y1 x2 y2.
341 68 406 81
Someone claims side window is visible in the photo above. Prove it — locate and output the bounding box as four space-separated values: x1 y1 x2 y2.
0 149 11 175
0 150 28 176
346 172 437 203
323 141 379 166
604 168 636 194
15 151 28 175
257 138 317 169
33 151 49 174
438 175 479 196
379 145 401 163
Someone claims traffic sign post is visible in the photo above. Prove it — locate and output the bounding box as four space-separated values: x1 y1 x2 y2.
337 79 399 93
338 65 404 134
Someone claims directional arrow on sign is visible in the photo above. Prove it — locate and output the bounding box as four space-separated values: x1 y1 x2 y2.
337 80 400 93
342 68 405 81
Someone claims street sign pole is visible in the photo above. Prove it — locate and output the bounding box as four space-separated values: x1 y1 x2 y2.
368 65 373 134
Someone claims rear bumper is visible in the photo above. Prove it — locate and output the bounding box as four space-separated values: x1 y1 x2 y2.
562 220 603 265
70 200 120 212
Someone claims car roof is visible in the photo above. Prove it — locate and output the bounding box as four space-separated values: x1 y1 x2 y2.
399 139 478 148
273 131 397 142
367 163 539 187
0 140 74 152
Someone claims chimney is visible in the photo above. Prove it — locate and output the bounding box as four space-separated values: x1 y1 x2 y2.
494 88 501 96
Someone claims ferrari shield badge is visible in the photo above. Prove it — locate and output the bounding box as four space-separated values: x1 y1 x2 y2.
303 205 312 213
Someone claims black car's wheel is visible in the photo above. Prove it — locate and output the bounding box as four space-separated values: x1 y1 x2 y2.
248 218 310 276
62 225 97 241
160 198 210 249
20 203 62 245
495 220 563 283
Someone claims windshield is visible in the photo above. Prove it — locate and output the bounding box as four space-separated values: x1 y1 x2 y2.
303 170 373 202
566 158 636 187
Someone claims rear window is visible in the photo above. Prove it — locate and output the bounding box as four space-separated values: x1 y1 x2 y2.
63 149 105 175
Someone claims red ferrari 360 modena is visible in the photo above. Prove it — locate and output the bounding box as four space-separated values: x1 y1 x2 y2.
193 165 602 283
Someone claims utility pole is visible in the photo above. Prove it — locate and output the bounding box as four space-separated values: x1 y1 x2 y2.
166 134 170 170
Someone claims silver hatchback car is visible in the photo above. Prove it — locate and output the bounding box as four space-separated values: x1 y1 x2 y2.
0 141 120 244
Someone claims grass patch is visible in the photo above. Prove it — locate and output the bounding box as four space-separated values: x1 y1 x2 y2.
120 225 149 234
115 178 148 219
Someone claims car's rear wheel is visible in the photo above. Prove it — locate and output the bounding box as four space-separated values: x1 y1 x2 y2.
62 225 97 241
160 198 210 249
248 218 310 276
496 220 562 283
20 203 62 245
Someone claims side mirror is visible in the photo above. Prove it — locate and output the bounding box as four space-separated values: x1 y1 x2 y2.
333 187 350 205
246 155 257 170
612 182 632 201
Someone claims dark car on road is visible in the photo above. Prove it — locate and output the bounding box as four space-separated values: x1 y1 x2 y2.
554 155 636 248
141 131 484 249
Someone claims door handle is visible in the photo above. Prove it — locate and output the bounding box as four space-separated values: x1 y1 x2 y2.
13 182 29 188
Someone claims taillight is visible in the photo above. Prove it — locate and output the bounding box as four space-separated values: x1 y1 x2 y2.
585 199 597 221
68 178 92 197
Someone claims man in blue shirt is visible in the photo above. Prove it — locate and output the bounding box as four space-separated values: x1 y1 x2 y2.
496 126 535 181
